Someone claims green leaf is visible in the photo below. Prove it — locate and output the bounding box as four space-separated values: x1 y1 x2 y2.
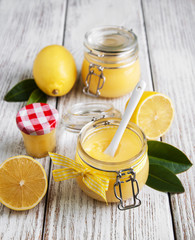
148 140 192 174
146 164 184 193
27 88 47 104
4 79 38 102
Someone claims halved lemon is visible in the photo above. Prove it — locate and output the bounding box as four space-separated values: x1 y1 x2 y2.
128 91 174 139
0 155 48 211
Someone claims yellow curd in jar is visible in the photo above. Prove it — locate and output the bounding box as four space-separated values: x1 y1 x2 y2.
81 59 140 98
16 103 59 158
76 119 148 203
21 129 56 158
81 26 140 98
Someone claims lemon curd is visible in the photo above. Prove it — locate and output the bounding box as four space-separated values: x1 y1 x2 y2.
83 128 141 162
21 130 56 158
81 26 140 98
81 58 140 98
75 118 149 204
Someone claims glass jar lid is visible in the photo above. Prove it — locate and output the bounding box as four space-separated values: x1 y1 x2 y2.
63 102 121 133
84 26 137 54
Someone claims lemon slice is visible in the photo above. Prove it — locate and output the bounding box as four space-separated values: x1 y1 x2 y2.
0 155 48 211
129 91 174 139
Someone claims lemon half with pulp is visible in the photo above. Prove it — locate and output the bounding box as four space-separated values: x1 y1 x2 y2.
129 91 174 139
0 155 48 211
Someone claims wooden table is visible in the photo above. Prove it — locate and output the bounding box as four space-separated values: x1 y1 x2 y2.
0 0 194 239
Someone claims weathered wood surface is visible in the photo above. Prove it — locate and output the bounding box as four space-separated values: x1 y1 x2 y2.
0 0 194 239
0 0 66 239
44 0 174 240
142 0 195 239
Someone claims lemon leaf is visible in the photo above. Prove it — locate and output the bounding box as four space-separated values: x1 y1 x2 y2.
148 141 192 174
146 164 184 193
4 79 38 102
27 88 47 104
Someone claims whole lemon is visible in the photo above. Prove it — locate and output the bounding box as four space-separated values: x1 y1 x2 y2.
33 45 77 96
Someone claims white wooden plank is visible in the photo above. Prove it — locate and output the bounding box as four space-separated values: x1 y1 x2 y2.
0 0 66 239
142 0 195 239
44 0 175 239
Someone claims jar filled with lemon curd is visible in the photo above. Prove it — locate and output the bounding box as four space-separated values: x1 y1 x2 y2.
81 26 140 98
16 103 59 158
75 118 149 210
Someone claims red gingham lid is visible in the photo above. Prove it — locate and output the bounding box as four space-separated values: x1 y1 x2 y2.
16 103 59 135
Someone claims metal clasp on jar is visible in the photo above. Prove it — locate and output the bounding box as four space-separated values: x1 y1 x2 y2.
83 64 105 97
114 168 141 210
92 117 111 128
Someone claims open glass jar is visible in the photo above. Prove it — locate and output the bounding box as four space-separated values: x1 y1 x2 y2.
63 102 121 132
81 26 140 98
75 118 149 210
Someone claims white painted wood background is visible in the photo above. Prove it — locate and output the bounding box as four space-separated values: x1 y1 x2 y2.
0 0 194 239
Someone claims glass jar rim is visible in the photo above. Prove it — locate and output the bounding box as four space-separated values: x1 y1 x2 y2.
63 103 121 133
84 25 138 55
77 118 147 172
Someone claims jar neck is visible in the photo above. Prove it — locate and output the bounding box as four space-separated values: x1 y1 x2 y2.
77 147 147 175
83 26 139 67
84 47 139 68
77 118 147 172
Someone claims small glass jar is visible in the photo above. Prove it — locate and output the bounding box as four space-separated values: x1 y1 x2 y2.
75 118 149 210
16 103 59 158
81 26 140 98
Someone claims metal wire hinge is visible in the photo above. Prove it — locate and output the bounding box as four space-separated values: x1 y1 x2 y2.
92 117 111 128
91 115 105 122
83 64 105 97
114 168 141 210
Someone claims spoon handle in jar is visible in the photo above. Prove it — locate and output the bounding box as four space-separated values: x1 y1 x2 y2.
104 80 146 157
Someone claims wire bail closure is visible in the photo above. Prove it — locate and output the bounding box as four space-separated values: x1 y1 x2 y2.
114 168 141 210
83 64 105 97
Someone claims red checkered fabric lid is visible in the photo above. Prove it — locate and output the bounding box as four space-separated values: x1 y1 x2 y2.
16 103 59 135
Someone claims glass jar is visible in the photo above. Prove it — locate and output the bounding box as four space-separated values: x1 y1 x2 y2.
63 102 121 132
75 118 149 210
16 103 59 158
81 26 140 98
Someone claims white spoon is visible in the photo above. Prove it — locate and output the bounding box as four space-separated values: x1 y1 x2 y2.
104 80 146 157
